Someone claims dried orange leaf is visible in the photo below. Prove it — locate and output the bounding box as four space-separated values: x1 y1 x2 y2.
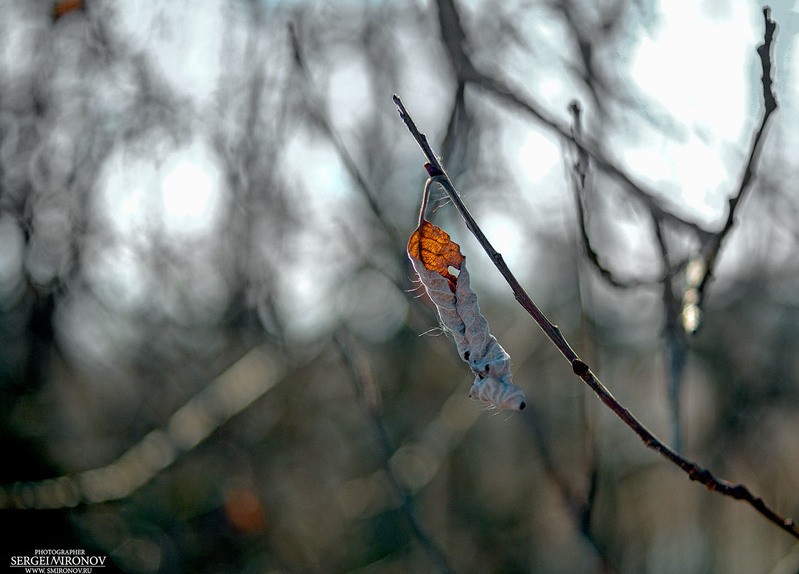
407 241 526 411
407 220 464 291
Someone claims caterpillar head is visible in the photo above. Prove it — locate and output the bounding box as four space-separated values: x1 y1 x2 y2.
469 377 526 411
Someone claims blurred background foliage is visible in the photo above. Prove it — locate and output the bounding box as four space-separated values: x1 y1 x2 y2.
1 0 798 572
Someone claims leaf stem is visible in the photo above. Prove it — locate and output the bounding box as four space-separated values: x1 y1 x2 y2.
418 178 433 229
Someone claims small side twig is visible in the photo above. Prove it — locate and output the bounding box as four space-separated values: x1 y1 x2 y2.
651 216 689 452
694 7 778 314
566 101 653 290
334 329 453 574
567 100 687 452
393 94 799 541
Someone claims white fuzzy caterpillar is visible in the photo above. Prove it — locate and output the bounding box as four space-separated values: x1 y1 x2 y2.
409 256 526 411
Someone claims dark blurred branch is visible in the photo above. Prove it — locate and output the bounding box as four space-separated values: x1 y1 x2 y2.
393 94 799 541
567 101 654 290
440 80 470 179
0 347 282 509
523 402 616 573
334 329 453 574
559 4 778 457
652 216 688 452
433 0 714 243
288 24 403 250
493 79 708 233
557 0 604 115
568 97 685 460
693 7 779 321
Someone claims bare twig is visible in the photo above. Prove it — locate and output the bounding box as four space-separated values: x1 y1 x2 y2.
334 329 453 574
393 94 799 540
693 7 779 317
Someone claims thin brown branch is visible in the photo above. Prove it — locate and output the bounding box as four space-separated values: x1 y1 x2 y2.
334 329 453 574
695 7 778 312
393 94 799 541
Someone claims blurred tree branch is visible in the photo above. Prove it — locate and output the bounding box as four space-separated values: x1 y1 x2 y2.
433 0 715 243
334 329 453 574
692 7 779 324
566 98 688 450
564 6 779 451
566 101 659 290
288 23 403 252
523 398 616 573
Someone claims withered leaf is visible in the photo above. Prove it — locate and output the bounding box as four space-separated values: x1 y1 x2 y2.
408 220 465 291
407 228 526 411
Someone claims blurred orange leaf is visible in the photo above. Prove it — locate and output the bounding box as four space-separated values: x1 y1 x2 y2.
53 0 84 21
408 220 464 291
224 487 267 535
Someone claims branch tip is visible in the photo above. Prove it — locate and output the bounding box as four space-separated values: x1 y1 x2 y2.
393 94 407 117
758 5 778 112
